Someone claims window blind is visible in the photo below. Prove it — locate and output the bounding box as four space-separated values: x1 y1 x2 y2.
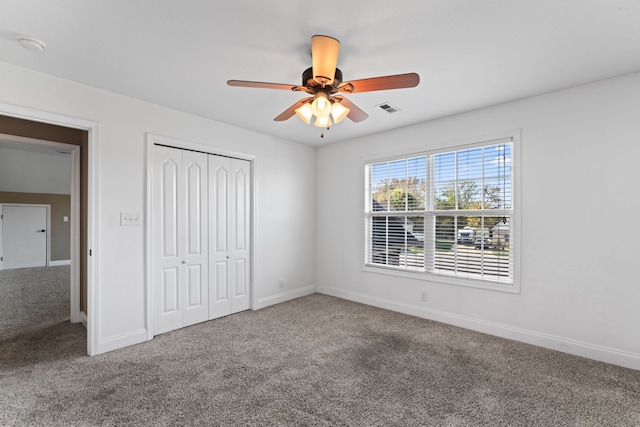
365 139 513 284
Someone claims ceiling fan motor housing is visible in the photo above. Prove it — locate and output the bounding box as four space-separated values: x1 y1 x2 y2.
303 67 343 89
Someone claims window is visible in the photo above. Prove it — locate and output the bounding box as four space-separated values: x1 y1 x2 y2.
365 136 515 289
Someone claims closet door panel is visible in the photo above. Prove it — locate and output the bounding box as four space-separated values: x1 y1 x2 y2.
230 159 251 313
153 146 184 334
182 150 209 327
209 155 232 319
162 267 179 313
234 259 247 297
161 158 179 258
153 146 209 334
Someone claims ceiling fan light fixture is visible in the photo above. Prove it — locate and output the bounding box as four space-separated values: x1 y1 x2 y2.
331 101 350 124
311 92 332 118
311 35 340 86
228 35 419 134
314 115 332 128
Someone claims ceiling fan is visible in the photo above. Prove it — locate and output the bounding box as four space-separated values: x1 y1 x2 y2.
227 35 420 135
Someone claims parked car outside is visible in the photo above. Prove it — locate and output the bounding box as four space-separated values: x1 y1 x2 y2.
474 237 491 249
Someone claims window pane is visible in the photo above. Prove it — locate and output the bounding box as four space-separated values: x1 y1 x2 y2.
370 158 426 212
457 148 483 181
434 152 456 210
484 144 512 209
434 144 512 211
433 215 456 272
368 215 424 270
370 163 389 212
432 215 511 281
387 160 406 211
407 157 427 211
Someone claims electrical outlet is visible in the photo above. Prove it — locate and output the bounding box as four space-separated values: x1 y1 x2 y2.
278 279 284 289
420 291 428 302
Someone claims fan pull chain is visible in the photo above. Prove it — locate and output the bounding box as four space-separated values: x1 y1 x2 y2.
320 125 331 138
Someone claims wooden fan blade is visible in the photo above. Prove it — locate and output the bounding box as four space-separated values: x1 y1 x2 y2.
274 98 313 121
227 80 311 93
335 96 368 122
338 73 420 94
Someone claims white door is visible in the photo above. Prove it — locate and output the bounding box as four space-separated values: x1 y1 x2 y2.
152 146 209 335
209 156 251 319
1 205 48 270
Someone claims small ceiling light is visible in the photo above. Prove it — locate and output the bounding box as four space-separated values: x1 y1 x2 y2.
311 92 332 118
296 94 350 133
314 115 332 128
16 35 46 52
295 103 313 124
331 101 350 124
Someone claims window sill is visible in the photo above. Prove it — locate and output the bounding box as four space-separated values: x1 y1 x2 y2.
362 265 520 294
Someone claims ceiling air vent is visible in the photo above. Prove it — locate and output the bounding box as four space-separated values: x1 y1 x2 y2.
377 102 400 113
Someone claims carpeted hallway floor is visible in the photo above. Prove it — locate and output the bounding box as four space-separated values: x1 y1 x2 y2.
1 294 639 426
0 265 70 338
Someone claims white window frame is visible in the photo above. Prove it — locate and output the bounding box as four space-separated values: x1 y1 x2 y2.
363 131 521 293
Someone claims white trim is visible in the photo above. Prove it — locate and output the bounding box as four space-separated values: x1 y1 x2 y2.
361 130 518 162
254 285 317 310
0 134 81 321
79 311 87 329
49 259 71 266
69 143 81 324
96 328 148 355
148 133 256 161
0 102 100 356
250 157 258 313
317 285 640 371
361 265 520 293
145 133 257 340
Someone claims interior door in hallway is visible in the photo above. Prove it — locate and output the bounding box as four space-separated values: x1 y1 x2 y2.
209 155 251 319
1 205 48 270
152 146 209 335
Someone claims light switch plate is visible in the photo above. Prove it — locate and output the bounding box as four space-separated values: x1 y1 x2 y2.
120 212 141 226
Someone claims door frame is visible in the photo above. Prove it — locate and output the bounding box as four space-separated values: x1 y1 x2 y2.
0 203 51 269
145 133 256 340
0 102 99 356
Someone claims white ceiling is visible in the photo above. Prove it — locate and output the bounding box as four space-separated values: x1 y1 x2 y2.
1 0 639 147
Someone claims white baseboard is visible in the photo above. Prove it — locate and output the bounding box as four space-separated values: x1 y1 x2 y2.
317 285 640 371
254 285 316 310
95 329 148 355
49 259 71 266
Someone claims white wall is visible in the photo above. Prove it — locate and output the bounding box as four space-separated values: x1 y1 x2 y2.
0 146 71 194
0 62 316 354
3 59 639 369
316 72 640 370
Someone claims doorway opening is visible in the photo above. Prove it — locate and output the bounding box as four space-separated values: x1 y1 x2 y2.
0 110 97 355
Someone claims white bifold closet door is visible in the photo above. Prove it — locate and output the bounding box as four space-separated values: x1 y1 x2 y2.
209 155 251 319
152 146 209 335
152 144 251 335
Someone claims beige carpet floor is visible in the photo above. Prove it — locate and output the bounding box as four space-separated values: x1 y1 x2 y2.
1 294 639 426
